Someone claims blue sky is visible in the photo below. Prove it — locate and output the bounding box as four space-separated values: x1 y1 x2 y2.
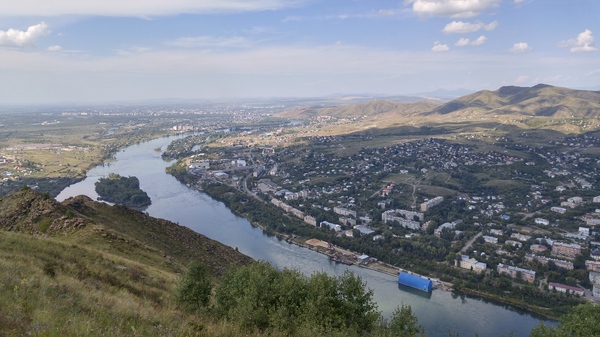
0 0 599 104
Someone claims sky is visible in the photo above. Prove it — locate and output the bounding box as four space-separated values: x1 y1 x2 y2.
0 0 599 104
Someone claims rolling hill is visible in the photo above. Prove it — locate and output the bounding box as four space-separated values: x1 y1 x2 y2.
430 84 600 117
276 84 600 122
276 100 441 119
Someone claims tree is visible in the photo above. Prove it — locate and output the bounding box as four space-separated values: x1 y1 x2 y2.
388 304 424 337
176 261 212 311
529 304 600 337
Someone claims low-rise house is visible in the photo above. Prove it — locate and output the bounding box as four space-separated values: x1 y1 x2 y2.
434 222 454 236
497 263 536 283
339 217 356 226
525 253 574 270
530 244 548 253
548 282 584 296
354 225 375 235
382 210 421 230
483 235 499 244
589 271 600 284
586 260 600 272
304 215 317 227
551 206 567 214
490 229 504 236
420 196 443 212
534 218 550 226
457 255 487 273
552 241 582 258
511 233 532 242
594 284 600 297
320 221 341 232
591 249 600 261
333 207 357 218
505 240 523 248
359 216 372 224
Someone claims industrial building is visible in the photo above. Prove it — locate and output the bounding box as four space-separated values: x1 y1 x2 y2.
398 272 433 292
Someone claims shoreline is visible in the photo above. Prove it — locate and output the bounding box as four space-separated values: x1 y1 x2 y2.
195 180 566 321
192 179 454 291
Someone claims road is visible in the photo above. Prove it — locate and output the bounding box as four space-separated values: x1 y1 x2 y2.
460 232 483 254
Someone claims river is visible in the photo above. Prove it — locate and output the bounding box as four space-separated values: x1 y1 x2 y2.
57 136 555 337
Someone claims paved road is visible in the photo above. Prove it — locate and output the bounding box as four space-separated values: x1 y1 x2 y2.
461 232 483 254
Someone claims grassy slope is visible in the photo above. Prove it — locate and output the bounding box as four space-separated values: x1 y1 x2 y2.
0 189 251 336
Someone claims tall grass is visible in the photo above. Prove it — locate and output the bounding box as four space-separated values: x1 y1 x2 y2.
0 231 205 336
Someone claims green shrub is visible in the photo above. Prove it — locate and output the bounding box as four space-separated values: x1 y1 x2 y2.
177 261 212 311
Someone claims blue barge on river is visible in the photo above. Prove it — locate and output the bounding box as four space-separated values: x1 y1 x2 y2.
398 272 433 292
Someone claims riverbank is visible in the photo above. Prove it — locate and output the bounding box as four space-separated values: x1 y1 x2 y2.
55 136 558 336
453 286 557 320
194 179 456 293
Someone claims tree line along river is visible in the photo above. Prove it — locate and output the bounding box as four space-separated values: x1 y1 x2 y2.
56 135 555 337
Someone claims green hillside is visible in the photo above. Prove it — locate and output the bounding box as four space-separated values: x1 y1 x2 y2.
0 188 251 336
432 84 600 117
0 188 409 336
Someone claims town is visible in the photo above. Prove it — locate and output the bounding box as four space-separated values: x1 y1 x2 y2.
168 123 600 317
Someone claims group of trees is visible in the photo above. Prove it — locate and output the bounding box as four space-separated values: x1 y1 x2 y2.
177 260 599 336
94 173 151 209
177 260 424 336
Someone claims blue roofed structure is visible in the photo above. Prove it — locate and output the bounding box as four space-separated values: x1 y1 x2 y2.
398 272 433 292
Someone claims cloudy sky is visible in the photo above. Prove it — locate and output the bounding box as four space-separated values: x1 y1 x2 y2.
1 0 599 104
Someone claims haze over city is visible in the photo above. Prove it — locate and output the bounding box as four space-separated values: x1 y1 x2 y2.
1 0 599 104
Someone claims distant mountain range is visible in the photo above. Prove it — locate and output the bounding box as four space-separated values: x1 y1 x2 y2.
429 84 600 117
277 84 600 119
276 100 440 119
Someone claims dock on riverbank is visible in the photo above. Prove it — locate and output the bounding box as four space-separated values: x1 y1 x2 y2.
304 238 453 291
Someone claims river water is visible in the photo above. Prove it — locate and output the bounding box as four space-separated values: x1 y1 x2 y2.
57 136 555 337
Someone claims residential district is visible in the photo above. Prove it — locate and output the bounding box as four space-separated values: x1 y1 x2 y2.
172 131 600 308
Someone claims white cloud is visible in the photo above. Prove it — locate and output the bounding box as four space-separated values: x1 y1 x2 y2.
408 0 501 18
515 75 529 84
509 42 531 53
282 9 406 22
1 41 599 104
0 22 50 47
47 45 62 52
432 41 449 52
455 35 486 46
0 0 303 17
514 0 525 3
485 21 498 30
167 36 253 49
455 38 470 46
560 29 597 53
442 20 497 34
471 35 486 46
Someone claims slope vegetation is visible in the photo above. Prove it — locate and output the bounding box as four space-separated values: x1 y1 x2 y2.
276 100 440 119
431 84 600 117
0 188 251 335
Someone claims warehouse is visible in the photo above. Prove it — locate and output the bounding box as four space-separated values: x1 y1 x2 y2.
398 272 433 292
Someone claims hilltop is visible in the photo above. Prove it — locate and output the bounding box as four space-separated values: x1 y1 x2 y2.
430 84 600 117
0 188 251 335
276 84 600 122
